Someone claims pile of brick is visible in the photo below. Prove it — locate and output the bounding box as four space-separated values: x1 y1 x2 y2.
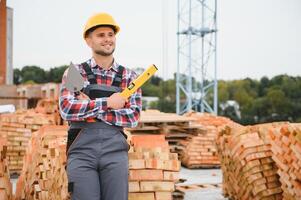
268 123 301 199
180 125 220 168
0 110 57 174
129 135 180 200
14 125 68 200
34 99 62 125
34 99 58 114
0 137 12 200
14 126 180 200
180 112 234 168
184 112 234 127
216 124 283 200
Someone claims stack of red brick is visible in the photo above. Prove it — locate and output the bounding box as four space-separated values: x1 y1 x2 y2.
129 135 180 200
0 137 12 200
128 110 226 169
216 124 283 200
180 112 235 168
127 110 193 155
180 125 220 168
0 110 57 174
13 126 180 200
268 123 301 199
185 112 234 127
15 125 68 200
34 99 62 125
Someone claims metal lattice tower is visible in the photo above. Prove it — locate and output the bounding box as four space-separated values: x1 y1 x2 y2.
176 0 218 114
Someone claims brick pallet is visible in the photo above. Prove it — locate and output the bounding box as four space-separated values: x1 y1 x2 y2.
0 110 57 174
129 135 180 200
0 137 12 200
180 112 235 168
268 123 301 199
216 124 283 200
180 125 220 168
14 125 68 200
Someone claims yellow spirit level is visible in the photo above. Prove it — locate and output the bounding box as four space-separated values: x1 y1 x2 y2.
120 64 158 98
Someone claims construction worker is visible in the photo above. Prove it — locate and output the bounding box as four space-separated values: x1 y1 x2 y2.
59 12 142 200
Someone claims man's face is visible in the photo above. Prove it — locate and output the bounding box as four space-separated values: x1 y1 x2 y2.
86 26 116 56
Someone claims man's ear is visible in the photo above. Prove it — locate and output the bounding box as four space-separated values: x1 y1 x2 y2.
85 37 92 47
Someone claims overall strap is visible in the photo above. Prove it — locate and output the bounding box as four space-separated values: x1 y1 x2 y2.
81 62 124 87
111 65 124 87
81 62 97 84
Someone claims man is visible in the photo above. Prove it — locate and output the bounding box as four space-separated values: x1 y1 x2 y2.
59 12 142 200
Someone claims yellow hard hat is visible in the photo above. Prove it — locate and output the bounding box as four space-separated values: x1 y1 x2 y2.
83 13 120 38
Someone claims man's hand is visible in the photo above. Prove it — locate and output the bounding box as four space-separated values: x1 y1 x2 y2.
77 92 90 100
107 93 127 109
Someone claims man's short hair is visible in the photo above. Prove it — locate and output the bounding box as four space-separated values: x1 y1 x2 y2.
85 25 117 38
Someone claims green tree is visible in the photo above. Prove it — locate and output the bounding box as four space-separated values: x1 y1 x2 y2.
21 66 47 84
13 68 22 85
141 81 160 96
47 65 68 82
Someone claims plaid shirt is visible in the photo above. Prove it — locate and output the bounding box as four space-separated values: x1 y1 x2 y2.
59 58 142 128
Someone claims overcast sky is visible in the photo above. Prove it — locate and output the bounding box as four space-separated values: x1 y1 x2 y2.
6 0 301 80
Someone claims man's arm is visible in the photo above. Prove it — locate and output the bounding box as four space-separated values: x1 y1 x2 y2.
105 90 142 128
99 70 142 128
59 69 109 121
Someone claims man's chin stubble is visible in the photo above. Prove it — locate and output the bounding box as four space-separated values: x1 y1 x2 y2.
95 49 115 56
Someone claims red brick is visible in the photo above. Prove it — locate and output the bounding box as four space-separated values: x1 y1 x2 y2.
163 160 181 171
129 159 145 169
145 159 165 169
129 170 163 181
163 171 179 181
155 192 172 200
128 192 155 200
140 181 175 192
129 182 140 192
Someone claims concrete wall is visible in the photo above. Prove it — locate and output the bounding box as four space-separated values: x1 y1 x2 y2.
0 85 19 108
41 83 60 100
17 84 42 109
17 84 42 98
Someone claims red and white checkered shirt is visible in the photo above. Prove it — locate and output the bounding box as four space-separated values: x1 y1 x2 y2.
59 58 142 128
